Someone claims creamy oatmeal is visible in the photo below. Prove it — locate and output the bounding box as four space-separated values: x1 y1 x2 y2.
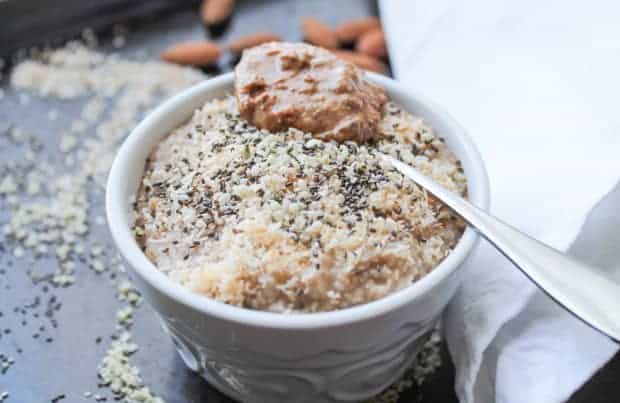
132 96 467 313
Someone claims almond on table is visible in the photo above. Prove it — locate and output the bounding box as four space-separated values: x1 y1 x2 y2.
301 17 339 49
356 28 387 59
228 32 283 54
335 16 381 45
161 42 221 66
200 0 235 28
331 50 387 74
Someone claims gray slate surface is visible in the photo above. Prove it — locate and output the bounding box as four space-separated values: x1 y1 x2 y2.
0 1 618 402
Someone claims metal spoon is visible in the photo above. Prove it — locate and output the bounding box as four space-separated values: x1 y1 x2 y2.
382 154 620 342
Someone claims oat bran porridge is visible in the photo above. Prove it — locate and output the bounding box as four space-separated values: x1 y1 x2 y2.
132 43 467 313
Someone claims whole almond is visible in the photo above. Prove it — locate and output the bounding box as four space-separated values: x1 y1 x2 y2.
200 0 235 26
161 42 221 66
356 28 387 59
228 32 282 54
301 17 339 49
335 17 381 45
331 50 387 74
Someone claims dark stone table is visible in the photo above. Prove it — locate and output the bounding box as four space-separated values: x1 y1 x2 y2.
0 1 618 402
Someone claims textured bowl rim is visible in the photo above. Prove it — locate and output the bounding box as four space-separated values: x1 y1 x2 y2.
106 72 490 330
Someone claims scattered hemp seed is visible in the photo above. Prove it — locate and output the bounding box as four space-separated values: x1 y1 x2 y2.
0 175 18 195
59 134 77 153
117 281 142 306
52 273 76 287
97 332 163 403
116 307 134 328
12 247 24 259
91 260 106 274
90 245 104 257
3 39 204 401
0 355 14 374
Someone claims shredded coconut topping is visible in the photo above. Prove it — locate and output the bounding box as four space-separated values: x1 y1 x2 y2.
134 97 467 312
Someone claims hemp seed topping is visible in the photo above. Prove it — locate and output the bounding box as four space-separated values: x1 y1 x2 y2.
134 96 466 312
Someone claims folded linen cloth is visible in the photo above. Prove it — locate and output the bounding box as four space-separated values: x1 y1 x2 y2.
378 0 620 401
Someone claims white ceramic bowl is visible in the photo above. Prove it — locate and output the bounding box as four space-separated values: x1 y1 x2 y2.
106 72 489 403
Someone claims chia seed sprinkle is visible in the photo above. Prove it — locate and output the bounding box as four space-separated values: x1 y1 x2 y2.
134 96 467 313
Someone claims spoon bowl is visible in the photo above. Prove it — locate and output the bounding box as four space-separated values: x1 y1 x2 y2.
383 153 620 342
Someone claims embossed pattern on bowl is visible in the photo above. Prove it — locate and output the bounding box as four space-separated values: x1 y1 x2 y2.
106 72 490 402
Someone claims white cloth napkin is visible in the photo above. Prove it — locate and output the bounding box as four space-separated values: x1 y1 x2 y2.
378 0 620 401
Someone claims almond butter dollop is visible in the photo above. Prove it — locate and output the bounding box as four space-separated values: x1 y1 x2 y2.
234 42 387 142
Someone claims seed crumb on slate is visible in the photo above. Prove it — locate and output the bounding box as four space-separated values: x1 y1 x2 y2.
91 260 106 274
3 41 206 289
2 40 205 402
0 354 14 374
117 281 142 306
52 273 76 287
97 332 163 403
116 307 134 328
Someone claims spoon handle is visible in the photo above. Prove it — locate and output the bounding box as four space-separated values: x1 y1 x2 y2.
384 154 620 342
